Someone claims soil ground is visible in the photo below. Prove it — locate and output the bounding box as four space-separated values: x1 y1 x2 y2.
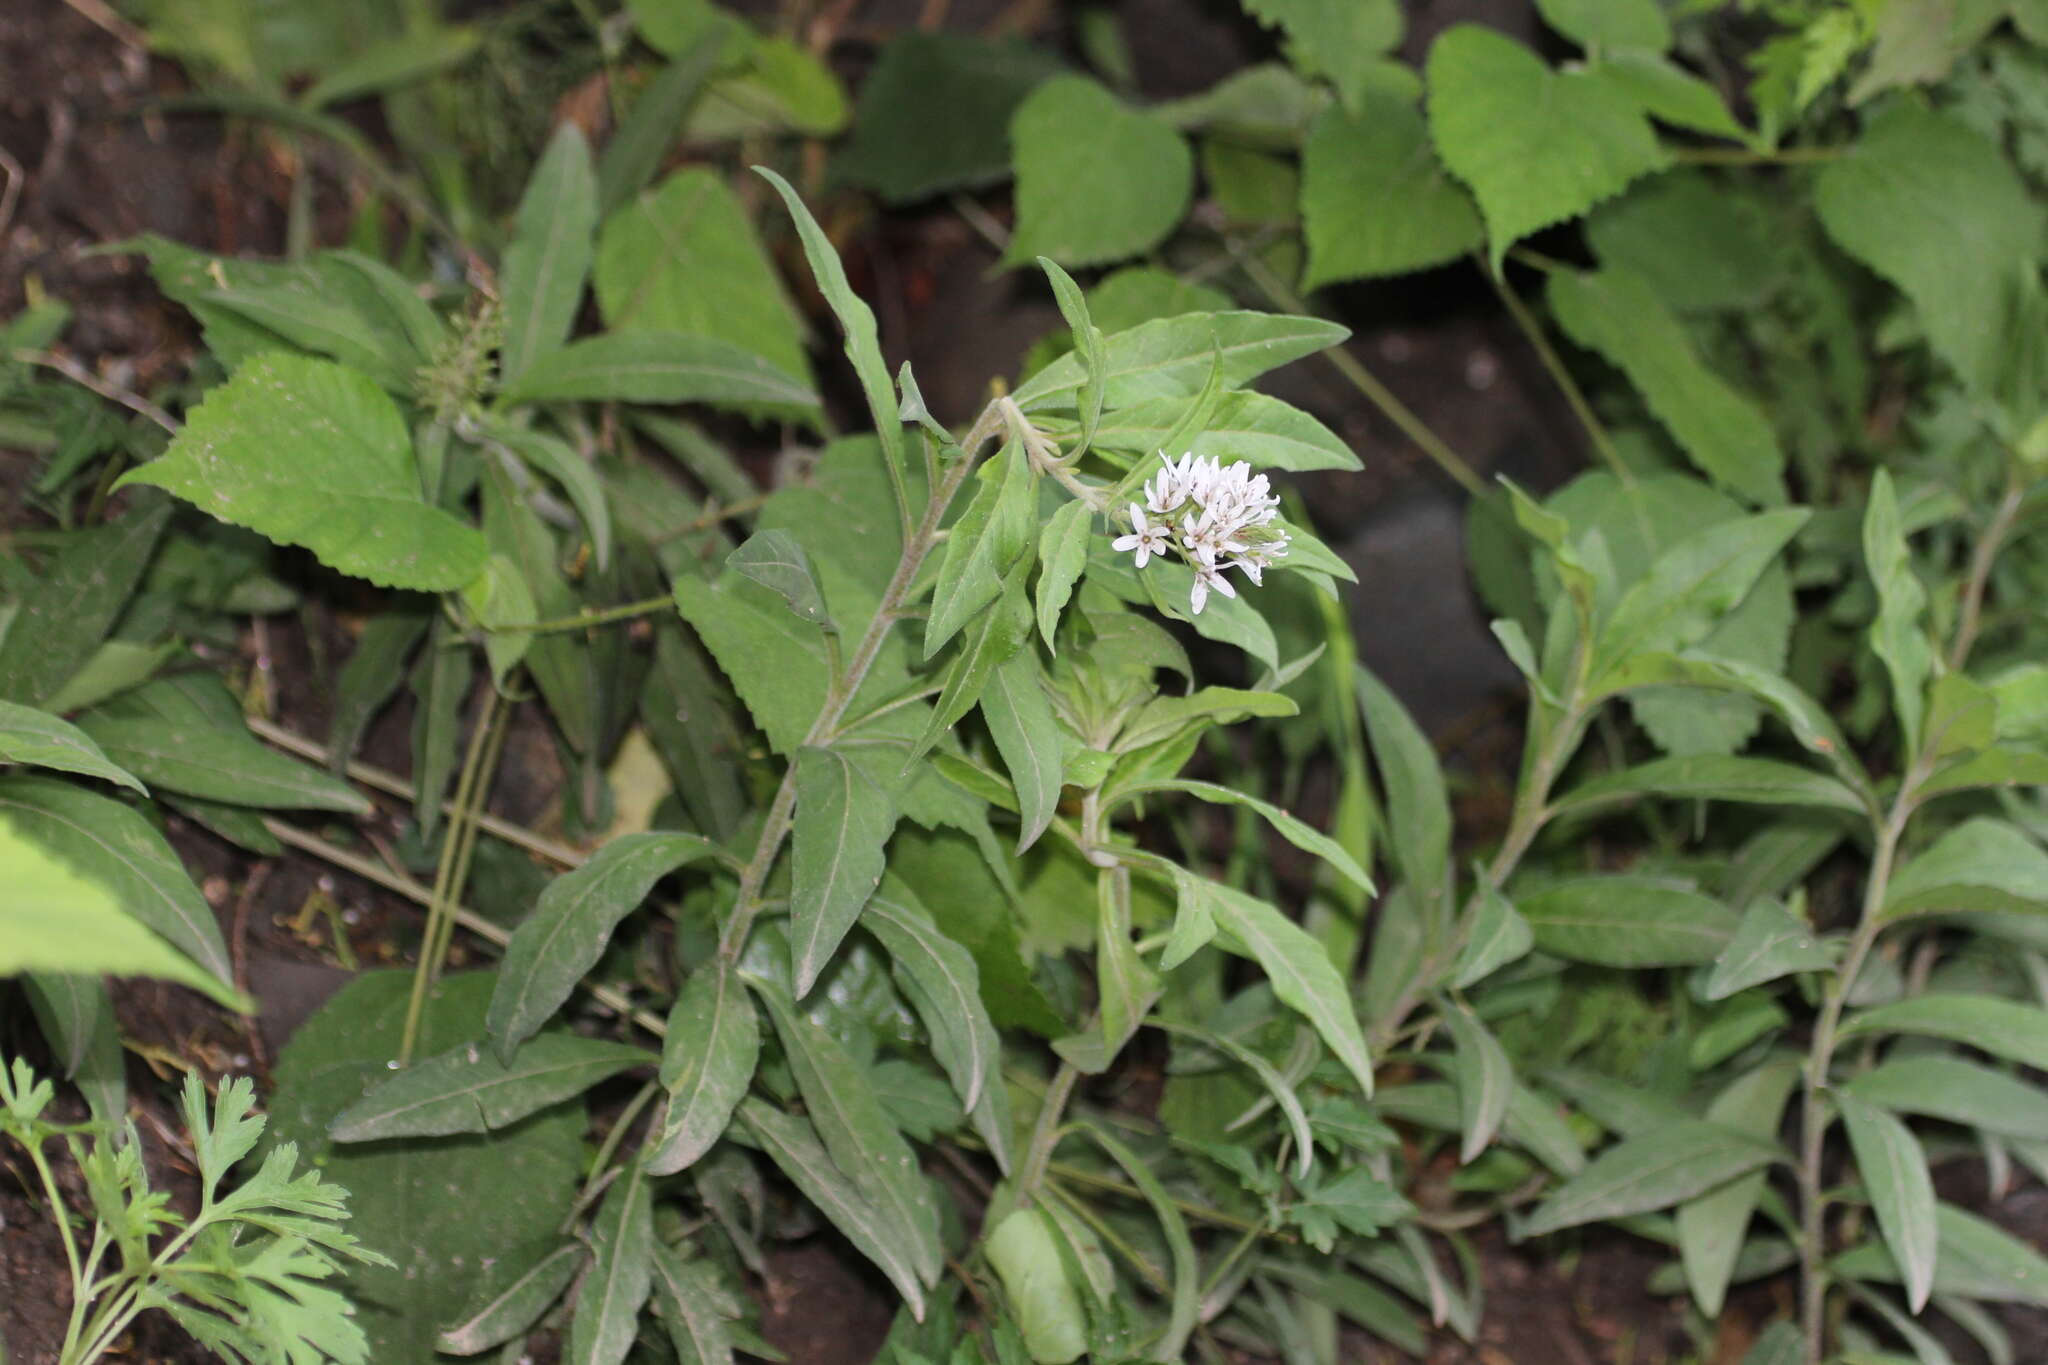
1 2 2043 1363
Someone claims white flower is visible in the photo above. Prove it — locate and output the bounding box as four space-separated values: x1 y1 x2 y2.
1189 561 1238 615
1145 451 1202 514
1111 504 1171 568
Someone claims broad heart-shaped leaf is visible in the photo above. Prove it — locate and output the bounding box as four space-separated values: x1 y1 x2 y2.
1440 996 1511 1164
488 832 727 1060
1518 878 1738 967
1589 508 1809 680
497 330 820 412
1836 1090 1937 1312
1301 96 1481 286
1846 1055 2048 1142
1883 818 2048 920
0 805 244 1009
0 773 236 995
1006 75 1191 267
1676 1055 1800 1318
1081 390 1360 472
329 1034 653 1142
571 1163 656 1365
1705 899 1837 1000
791 745 900 997
735 1098 929 1320
1426 25 1667 272
1838 994 2048 1073
647 958 759 1176
725 529 832 627
1535 0 1671 51
979 652 1064 856
264 972 586 1365
115 353 486 591
1010 310 1348 413
1862 470 1933 755
1201 879 1375 1097
1521 1121 1781 1236
497 122 597 390
1815 105 2040 396
1239 0 1403 112
436 1239 585 1357
1555 754 1863 818
0 494 170 709
0 701 143 792
593 168 811 386
985 1208 1088 1365
1546 266 1785 504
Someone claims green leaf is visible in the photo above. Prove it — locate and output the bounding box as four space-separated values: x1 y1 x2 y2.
1011 310 1347 413
1006 75 1192 267
330 1034 651 1142
115 353 486 591
1116 778 1369 893
1814 105 2039 396
1883 818 2048 920
1288 1165 1413 1252
0 806 244 1010
437 1240 584 1357
649 1245 739 1365
1039 258 1105 459
726 529 832 627
1862 470 1933 754
1546 266 1785 503
497 122 598 390
300 24 480 108
498 330 818 411
1034 500 1092 649
0 701 143 792
1676 1056 1800 1317
1837 1090 1937 1312
477 424 608 573
596 40 730 216
688 38 847 142
981 653 1064 855
0 495 170 708
1083 1122 1202 1357
835 31 1060 204
673 572 830 756
594 168 810 386
488 832 726 1060
1742 1322 1804 1365
1519 878 1738 967
1451 881 1533 989
1301 96 1481 287
572 1166 656 1365
791 745 900 997
1426 25 1667 272
1591 52 1748 143
1558 754 1862 818
1522 1121 1780 1236
755 167 906 478
1535 0 1670 51
865 881 1011 1168
923 448 1025 658
647 958 760 1175
1838 995 2048 1073
1441 996 1511 1164
1846 1056 2048 1142
1590 509 1808 678
463 553 536 687
1705 899 1837 1000
1356 663 1450 908
736 1097 929 1319
1239 0 1403 111
986 1209 1086 1365
1585 170 1776 313
1202 880 1375 1096
1082 390 1360 472
912 585 1024 762
328 603 429 773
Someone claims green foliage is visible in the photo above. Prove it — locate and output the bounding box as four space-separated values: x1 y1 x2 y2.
1006 76 1192 267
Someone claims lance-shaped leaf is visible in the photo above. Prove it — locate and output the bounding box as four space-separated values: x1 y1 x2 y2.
736 1098 928 1320
1862 470 1933 754
864 881 1010 1167
488 832 727 1060
1084 1122 1201 1360
646 959 759 1176
0 494 170 708
1704 899 1837 1000
437 1239 585 1356
981 652 1064 855
1451 881 1533 990
1676 1055 1799 1318
1555 754 1862 818
725 529 832 628
1115 777 1369 893
924 443 1031 658
1837 994 2048 1073
749 978 944 1287
790 745 899 997
0 701 143 792
1009 310 1348 412
1356 664 1449 907
570 1166 655 1365
1201 879 1375 1097
649 1244 738 1365
1522 1122 1781 1236
481 419 613 571
1039 258 1106 455
1589 508 1809 679
1034 499 1092 650
1440 996 1511 1165
1882 818 2048 920
497 122 598 389
331 1034 653 1141
1082 390 1360 472
498 332 819 411
1846 1055 2048 1141
910 580 1025 762
1836 1090 1937 1312
114 352 487 592
1520 877 1738 967
76 702 369 814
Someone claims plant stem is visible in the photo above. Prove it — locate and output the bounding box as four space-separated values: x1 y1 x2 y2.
1015 1062 1080 1202
1947 464 2025 671
559 1080 662 1235
28 1142 89 1362
489 592 677 636
1485 265 1630 484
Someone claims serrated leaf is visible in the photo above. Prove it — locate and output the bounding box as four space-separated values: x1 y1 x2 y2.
1556 754 1861 818
1301 96 1481 286
0 701 144 792
114 353 486 591
673 572 830 756
791 745 899 997
498 122 597 389
1522 1121 1780 1236
488 833 726 1060
1535 0 1670 51
498 331 818 411
1240 0 1403 111
1441 996 1511 1164
913 584 1024 761
1705 899 1837 1000
1837 1090 1938 1312
646 958 759 1176
1862 470 1934 755
572 1166 655 1365
596 38 729 214
922 449 1022 658
1815 105 2039 396
1838 995 2048 1073
0 495 171 709
437 1239 584 1356
1592 52 1747 142
331 1034 651 1141
1010 310 1348 413
1519 878 1737 967
1547 266 1785 504
1427 25 1667 272
1006 75 1191 267
1117 777 1369 893
1202 879 1375 1096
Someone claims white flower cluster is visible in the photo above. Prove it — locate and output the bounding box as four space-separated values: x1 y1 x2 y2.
1111 452 1290 614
